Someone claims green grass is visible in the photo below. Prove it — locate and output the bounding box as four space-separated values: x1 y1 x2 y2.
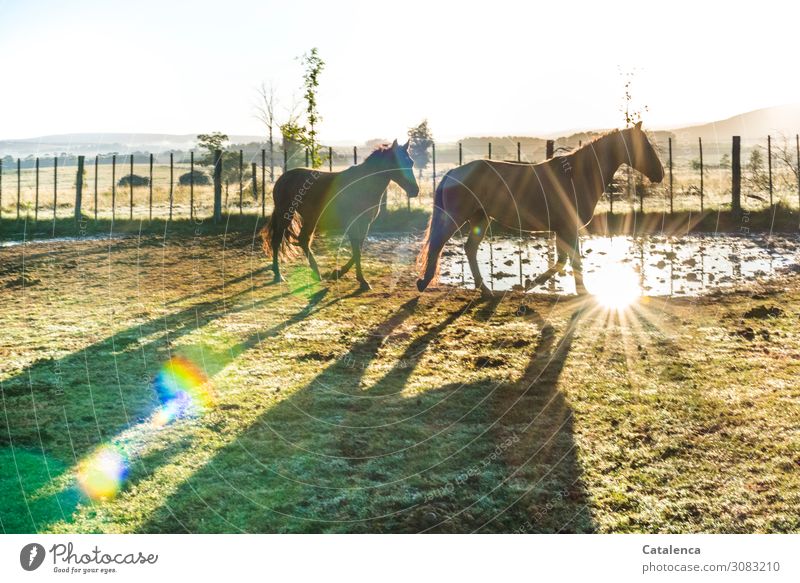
1 229 799 533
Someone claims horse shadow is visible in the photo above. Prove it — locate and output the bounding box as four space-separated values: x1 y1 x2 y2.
137 292 594 533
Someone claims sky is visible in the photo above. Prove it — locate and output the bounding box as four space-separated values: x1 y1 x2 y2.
1 0 799 143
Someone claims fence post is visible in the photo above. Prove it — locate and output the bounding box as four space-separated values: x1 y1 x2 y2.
353 146 357 165
329 146 333 172
111 154 116 222
668 137 673 213
767 135 773 207
169 152 174 221
432 142 436 192
261 148 266 218
796 134 800 211
698 137 704 213
239 149 244 215
148 153 153 221
732 136 741 214
94 155 98 220
75 155 84 220
546 140 554 160
517 141 521 162
458 142 462 166
213 149 222 223
16 158 20 219
53 157 58 227
190 151 194 220
305 148 309 168
251 162 257 209
35 158 39 222
283 148 287 172
129 154 134 219
0 158 3 220
488 142 492 160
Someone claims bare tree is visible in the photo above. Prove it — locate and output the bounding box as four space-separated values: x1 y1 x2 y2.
255 82 278 182
771 133 800 193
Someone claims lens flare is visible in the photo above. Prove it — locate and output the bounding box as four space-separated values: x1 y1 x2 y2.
76 445 128 501
152 356 212 427
585 262 641 310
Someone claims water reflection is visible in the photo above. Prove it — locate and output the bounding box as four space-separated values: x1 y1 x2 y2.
438 234 800 297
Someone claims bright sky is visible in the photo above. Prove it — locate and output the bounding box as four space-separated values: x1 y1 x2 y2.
1 0 798 142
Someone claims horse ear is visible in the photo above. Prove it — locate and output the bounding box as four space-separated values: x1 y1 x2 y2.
391 139 398 148
635 121 643 130
401 140 410 151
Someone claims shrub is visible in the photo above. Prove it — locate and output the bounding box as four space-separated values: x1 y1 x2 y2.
118 174 150 187
179 170 211 186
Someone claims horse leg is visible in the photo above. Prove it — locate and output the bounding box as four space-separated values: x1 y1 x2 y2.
270 220 286 284
567 234 587 294
351 236 371 291
416 215 462 292
465 214 491 295
298 230 321 281
529 233 568 288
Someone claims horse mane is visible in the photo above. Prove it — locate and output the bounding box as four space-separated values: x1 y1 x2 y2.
567 128 621 155
363 144 393 164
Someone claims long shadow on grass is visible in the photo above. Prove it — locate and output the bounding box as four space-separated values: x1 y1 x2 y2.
140 294 593 533
0 266 313 533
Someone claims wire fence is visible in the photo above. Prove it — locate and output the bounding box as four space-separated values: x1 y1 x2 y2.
1 134 798 224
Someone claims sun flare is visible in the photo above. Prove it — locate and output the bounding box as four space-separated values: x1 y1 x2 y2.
585 262 641 311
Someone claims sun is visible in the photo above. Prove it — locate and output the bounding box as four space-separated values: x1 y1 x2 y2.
584 262 641 311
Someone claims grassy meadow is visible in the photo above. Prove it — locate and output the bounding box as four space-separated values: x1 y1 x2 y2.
1 217 799 533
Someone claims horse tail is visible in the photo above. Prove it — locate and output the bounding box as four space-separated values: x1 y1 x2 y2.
416 176 449 291
260 173 303 263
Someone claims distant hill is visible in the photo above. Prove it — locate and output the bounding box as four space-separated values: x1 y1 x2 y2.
670 104 800 144
0 133 266 158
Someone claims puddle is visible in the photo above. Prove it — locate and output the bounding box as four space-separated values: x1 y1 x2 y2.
438 233 800 297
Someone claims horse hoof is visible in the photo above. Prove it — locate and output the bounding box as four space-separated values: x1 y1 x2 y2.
270 275 286 285
478 285 493 297
416 279 428 292
358 281 372 291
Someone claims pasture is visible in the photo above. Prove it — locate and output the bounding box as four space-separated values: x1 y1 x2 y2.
1 217 799 533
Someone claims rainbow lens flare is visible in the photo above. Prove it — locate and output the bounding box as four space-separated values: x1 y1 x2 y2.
76 445 129 501
152 356 213 427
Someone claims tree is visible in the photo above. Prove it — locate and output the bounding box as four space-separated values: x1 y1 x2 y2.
255 82 277 182
301 47 325 168
719 153 731 169
196 132 229 166
745 147 770 193
408 120 433 179
771 134 800 192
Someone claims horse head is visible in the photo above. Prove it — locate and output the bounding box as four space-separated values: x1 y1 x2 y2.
624 121 665 183
384 139 420 197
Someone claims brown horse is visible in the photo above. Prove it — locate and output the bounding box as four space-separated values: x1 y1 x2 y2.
261 140 419 289
416 122 664 294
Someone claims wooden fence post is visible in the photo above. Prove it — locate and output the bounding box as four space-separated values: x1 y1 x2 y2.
35 158 39 222
698 137 704 213
148 153 153 221
668 138 673 214
283 148 287 172
261 148 266 218
767 135 773 207
190 151 194 220
75 155 84 221
0 158 3 220
353 146 357 165
169 152 174 221
796 134 800 211
111 154 116 222
458 142 462 166
732 136 741 214
53 157 58 226
517 141 521 162
129 154 134 219
213 149 222 223
239 149 244 215
16 158 20 219
488 142 492 160
432 142 436 192
329 146 333 172
94 155 98 220
305 148 309 168
251 162 257 209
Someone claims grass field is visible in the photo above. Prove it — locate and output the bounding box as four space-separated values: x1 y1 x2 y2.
1 218 799 533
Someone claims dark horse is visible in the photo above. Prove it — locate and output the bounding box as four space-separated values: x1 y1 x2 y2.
417 122 664 294
261 140 419 290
